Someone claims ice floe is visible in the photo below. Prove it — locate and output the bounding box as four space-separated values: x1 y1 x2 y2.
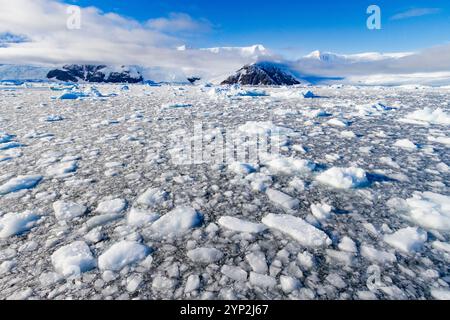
0 175 43 195
316 167 368 189
149 206 203 238
388 192 450 231
218 216 267 233
0 211 41 238
383 227 427 253
51 241 96 277
262 213 332 247
98 241 150 271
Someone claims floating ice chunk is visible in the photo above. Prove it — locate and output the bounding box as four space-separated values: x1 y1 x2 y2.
185 275 201 293
246 251 268 274
235 89 268 97
127 207 160 227
96 198 127 214
394 139 417 150
361 245 397 264
338 236 358 253
44 115 64 122
46 161 78 177
221 265 248 281
380 157 400 169
0 211 40 238
297 251 315 270
126 274 143 293
85 213 122 230
136 188 168 207
59 92 86 100
264 156 315 176
228 162 257 175
289 178 305 191
249 272 276 288
53 201 86 221
0 260 16 275
341 130 356 139
0 175 42 195
383 227 427 253
326 249 355 266
327 118 349 127
403 108 450 126
150 206 203 238
0 142 23 151
326 273 347 289
316 167 368 189
302 90 318 99
218 216 267 233
280 276 300 293
310 203 333 221
237 121 293 136
98 241 149 271
388 192 450 231
432 241 450 253
51 241 95 277
0 132 14 144
266 189 299 211
245 173 272 192
431 288 450 300
187 247 223 264
428 136 450 146
262 213 332 247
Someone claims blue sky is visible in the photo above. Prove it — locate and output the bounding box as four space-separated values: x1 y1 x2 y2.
65 0 450 56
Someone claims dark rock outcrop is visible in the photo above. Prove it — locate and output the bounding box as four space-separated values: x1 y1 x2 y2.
221 62 300 86
47 65 143 83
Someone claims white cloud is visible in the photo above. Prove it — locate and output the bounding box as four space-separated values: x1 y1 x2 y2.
147 12 213 34
391 8 441 20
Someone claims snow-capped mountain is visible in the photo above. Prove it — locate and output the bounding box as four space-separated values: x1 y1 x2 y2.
46 65 144 83
221 62 301 86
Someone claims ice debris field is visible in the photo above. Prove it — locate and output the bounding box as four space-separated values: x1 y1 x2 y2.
0 82 449 300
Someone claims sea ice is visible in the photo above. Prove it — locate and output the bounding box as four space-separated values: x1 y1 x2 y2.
0 211 41 238
149 206 203 238
98 241 149 271
218 216 267 233
51 241 96 277
383 227 427 253
53 201 86 221
266 189 300 211
262 213 332 247
316 167 368 189
0 175 42 195
388 192 450 231
187 247 223 264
